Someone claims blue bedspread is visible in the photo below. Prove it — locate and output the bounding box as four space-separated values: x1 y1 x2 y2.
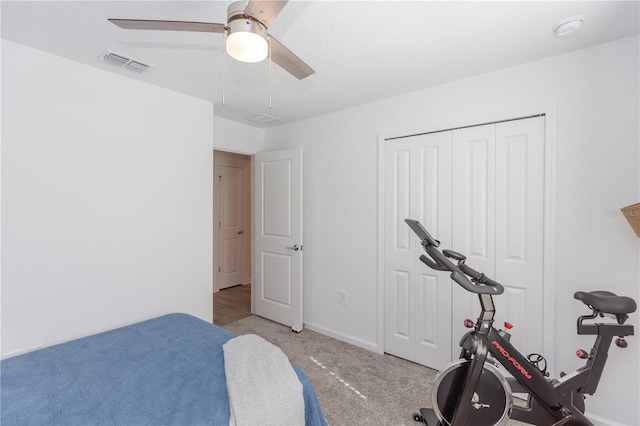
1 313 327 425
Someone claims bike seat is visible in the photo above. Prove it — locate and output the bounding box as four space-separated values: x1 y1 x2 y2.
574 291 637 315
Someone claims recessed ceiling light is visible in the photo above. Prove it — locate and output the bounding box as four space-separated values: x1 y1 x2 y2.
553 16 585 38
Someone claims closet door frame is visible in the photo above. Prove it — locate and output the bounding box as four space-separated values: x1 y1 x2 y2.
376 104 558 371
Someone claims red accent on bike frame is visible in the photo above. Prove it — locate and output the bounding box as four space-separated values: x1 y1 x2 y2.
615 338 628 348
576 349 589 359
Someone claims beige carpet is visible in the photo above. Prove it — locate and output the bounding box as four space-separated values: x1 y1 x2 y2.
223 315 529 426
223 315 437 425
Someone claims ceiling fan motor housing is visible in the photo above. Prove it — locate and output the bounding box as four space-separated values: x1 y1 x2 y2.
226 1 268 63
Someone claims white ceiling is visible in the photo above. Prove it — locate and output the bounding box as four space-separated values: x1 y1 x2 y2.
2 1 639 127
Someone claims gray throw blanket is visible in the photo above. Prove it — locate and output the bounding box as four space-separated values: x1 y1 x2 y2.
223 334 305 426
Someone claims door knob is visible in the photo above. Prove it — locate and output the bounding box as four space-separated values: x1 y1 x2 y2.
237 230 244 235
286 244 300 251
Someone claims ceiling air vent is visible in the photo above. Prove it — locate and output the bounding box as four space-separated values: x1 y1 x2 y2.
124 61 150 73
98 50 154 74
247 113 281 125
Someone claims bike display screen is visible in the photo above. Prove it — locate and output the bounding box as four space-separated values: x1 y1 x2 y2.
404 219 439 247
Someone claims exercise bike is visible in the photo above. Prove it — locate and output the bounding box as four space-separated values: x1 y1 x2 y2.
405 219 637 426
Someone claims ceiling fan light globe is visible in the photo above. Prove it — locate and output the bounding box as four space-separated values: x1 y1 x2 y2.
225 16 268 63
226 31 268 63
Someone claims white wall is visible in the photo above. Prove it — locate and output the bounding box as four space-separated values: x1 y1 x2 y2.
213 116 265 154
1 41 215 356
265 36 640 425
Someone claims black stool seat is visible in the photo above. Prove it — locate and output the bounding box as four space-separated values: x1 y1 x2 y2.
575 291 637 315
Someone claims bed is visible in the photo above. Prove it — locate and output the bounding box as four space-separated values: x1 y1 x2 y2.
1 313 328 425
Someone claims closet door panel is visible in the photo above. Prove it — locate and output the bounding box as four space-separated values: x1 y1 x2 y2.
495 116 545 355
451 124 496 352
414 134 452 370
384 142 415 359
384 132 452 369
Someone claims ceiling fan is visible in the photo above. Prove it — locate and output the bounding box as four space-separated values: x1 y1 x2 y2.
108 0 314 80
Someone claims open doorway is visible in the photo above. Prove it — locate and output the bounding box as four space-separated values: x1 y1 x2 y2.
213 150 252 326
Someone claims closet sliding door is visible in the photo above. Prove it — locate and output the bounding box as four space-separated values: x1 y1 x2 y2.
384 116 545 369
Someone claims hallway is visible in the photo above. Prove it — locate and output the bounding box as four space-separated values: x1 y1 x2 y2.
213 284 251 326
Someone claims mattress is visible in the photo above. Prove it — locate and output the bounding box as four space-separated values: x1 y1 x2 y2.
0 313 327 425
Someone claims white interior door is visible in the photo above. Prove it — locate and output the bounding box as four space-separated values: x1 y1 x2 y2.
218 165 244 290
253 147 303 330
384 131 453 370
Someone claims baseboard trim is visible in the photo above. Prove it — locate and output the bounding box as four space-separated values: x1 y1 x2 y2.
303 321 381 354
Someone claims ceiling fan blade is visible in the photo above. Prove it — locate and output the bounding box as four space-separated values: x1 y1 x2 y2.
244 0 288 28
268 35 314 80
108 19 226 33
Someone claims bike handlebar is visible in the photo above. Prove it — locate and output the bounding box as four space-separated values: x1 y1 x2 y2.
458 263 504 292
406 219 504 295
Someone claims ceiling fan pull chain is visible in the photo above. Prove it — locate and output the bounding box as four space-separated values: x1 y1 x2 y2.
268 35 272 109
222 29 227 106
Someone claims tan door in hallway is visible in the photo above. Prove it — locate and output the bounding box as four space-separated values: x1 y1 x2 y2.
218 164 244 290
214 151 251 293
